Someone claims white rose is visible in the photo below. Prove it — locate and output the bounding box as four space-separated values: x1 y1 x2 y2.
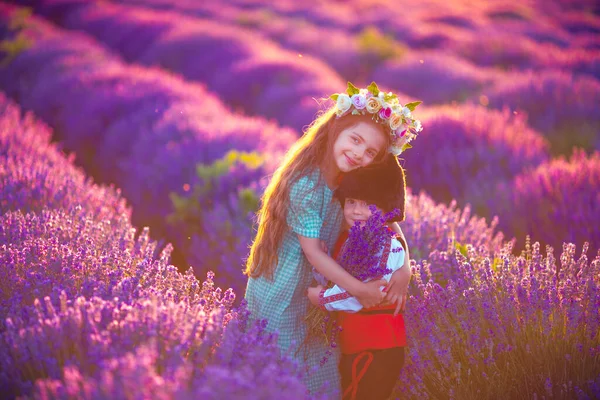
336 94 352 115
402 107 412 118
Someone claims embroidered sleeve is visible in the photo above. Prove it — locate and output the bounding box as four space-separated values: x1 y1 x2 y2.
384 238 405 278
321 238 405 312
320 284 362 312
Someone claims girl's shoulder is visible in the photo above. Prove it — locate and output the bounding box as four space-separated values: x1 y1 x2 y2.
289 169 326 195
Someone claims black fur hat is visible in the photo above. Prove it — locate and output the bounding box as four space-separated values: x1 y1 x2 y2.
334 153 407 222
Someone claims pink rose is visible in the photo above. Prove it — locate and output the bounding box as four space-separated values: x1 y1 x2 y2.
379 107 392 120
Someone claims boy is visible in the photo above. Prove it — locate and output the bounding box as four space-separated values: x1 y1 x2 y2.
308 155 409 400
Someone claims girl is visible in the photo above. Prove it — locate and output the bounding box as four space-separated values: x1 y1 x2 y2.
308 155 409 400
244 82 421 397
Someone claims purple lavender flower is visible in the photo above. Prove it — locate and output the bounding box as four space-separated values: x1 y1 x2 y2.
337 206 401 281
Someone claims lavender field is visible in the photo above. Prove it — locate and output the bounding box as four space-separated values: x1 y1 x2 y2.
1 0 599 399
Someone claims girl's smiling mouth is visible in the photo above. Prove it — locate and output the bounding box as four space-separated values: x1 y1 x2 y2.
345 154 358 167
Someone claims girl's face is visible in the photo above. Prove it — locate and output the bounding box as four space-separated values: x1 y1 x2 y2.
343 198 381 228
332 121 387 173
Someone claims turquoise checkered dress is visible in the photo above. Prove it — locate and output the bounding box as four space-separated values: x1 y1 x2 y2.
245 170 344 398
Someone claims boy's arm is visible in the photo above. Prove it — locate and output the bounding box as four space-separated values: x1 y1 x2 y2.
319 284 363 312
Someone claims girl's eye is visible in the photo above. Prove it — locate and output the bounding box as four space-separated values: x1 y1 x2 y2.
366 150 377 157
347 199 355 204
352 136 359 144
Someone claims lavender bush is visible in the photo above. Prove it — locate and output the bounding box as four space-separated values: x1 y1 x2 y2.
450 29 554 70
0 288 310 399
402 189 506 284
398 240 600 399
0 92 129 222
494 149 600 257
166 150 268 295
403 104 550 218
485 70 600 155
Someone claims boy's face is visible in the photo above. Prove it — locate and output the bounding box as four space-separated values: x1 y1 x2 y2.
343 198 381 228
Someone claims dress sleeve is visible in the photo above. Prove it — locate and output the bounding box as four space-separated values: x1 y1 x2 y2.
286 175 324 238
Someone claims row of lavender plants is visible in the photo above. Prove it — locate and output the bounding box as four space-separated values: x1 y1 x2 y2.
0 5 522 291
0 92 310 398
3 91 599 398
109 0 600 84
116 0 600 56
12 0 345 133
106 0 411 83
117 0 600 155
0 3 299 295
16 0 599 159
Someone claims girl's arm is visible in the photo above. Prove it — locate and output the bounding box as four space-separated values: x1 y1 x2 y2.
299 236 386 309
313 237 405 312
385 222 412 316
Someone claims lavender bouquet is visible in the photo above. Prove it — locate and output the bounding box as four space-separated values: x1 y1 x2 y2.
304 207 402 359
337 206 402 281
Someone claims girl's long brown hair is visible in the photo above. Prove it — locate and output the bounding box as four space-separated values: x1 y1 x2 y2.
245 108 392 280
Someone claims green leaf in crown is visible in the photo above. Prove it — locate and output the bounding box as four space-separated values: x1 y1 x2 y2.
346 81 360 96
383 92 397 103
405 101 422 111
330 93 339 101
367 81 380 96
401 143 412 152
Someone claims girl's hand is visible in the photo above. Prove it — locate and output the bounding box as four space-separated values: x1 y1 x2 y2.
383 266 411 316
307 285 323 306
354 279 387 309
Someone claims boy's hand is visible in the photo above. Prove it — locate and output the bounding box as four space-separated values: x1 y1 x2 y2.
308 285 323 306
383 264 411 316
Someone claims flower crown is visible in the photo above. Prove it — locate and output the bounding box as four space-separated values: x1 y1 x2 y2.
330 81 422 156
